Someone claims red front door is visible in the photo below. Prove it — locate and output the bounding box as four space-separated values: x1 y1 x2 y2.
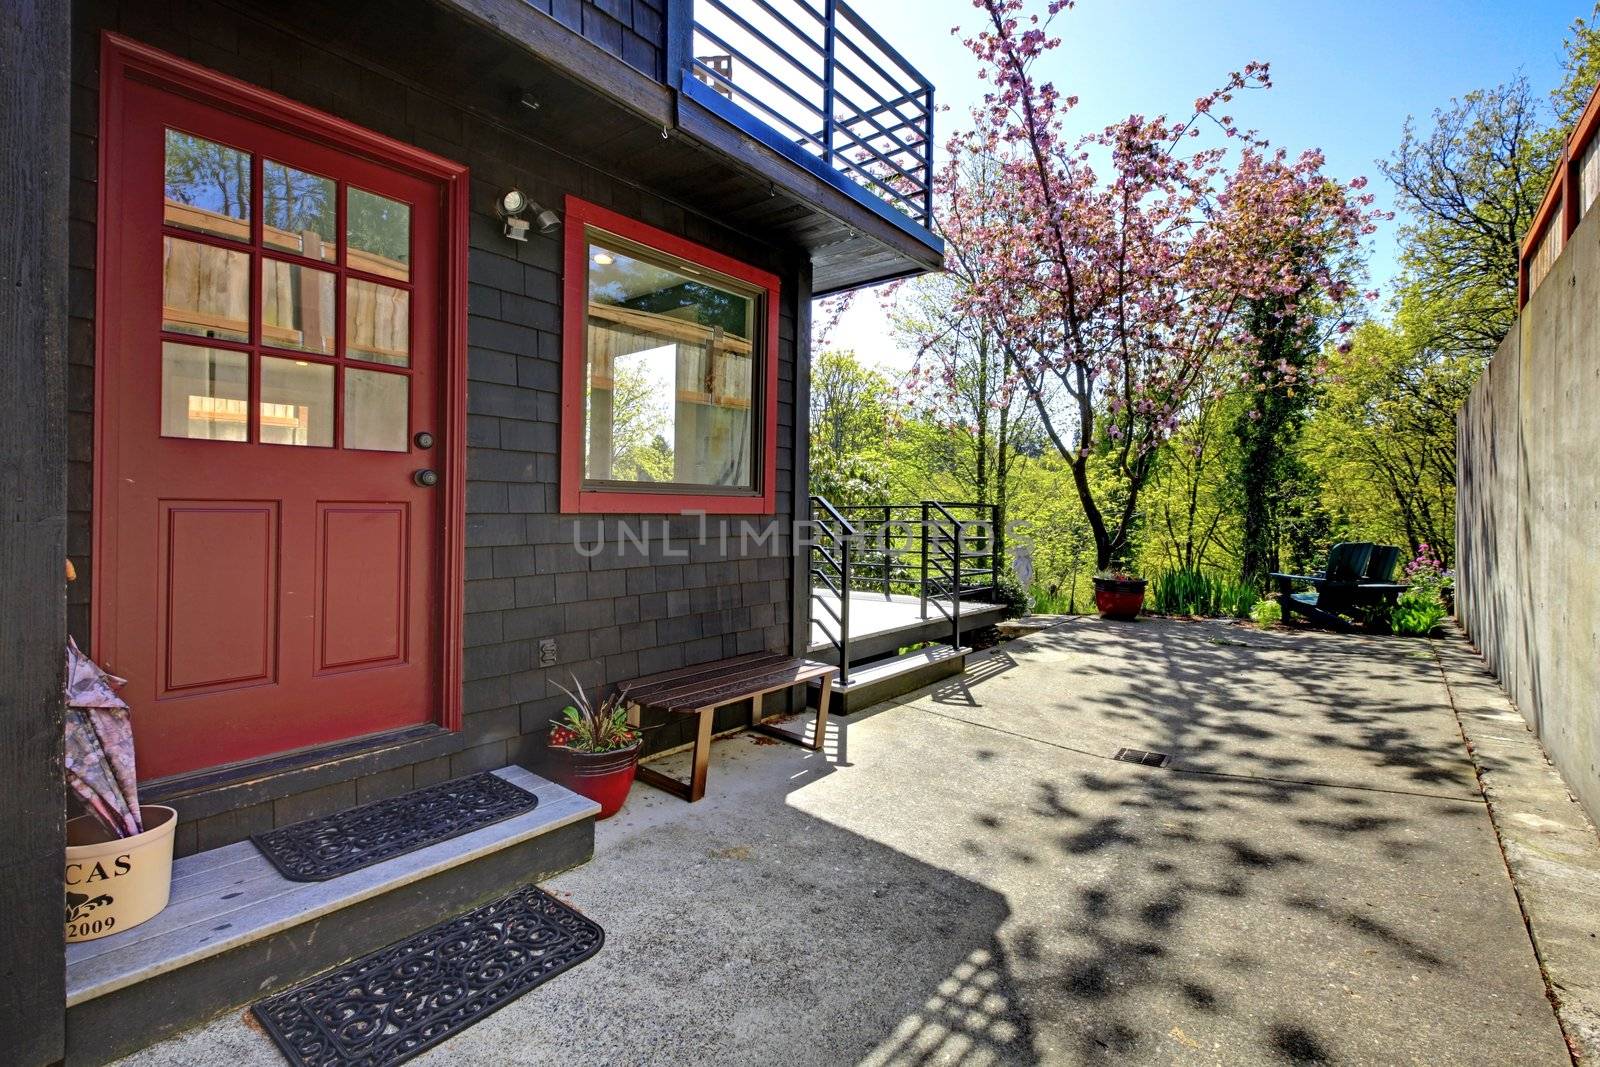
96 48 458 780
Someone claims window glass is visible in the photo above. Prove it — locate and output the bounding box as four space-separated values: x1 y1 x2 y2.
261 260 336 354
346 278 410 366
160 343 248 441
260 357 333 447
162 236 250 343
347 187 410 281
263 162 336 262
584 239 756 490
164 130 251 241
344 368 409 452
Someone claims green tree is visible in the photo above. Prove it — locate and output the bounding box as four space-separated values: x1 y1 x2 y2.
808 349 893 507
1300 309 1479 563
1554 5 1600 128
810 349 890 456
1141 391 1241 575
1380 78 1559 355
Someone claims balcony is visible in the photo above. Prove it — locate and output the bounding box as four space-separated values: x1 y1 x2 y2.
683 0 936 243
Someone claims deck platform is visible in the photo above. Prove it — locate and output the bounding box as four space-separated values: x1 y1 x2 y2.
809 591 1007 663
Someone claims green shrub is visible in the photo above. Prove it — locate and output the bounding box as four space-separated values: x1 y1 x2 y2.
992 570 1030 619
1251 599 1282 628
1390 588 1448 636
1150 568 1259 619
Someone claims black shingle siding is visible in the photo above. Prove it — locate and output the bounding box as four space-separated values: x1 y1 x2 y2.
69 0 800 857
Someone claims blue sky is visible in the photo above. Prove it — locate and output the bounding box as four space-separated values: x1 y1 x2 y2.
832 0 1586 369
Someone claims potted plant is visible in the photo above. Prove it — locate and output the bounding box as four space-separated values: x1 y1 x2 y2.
548 675 640 819
1092 570 1147 621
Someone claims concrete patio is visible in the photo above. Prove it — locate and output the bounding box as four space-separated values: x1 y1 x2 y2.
120 618 1579 1066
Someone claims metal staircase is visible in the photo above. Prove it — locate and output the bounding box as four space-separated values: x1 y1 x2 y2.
806 496 1005 709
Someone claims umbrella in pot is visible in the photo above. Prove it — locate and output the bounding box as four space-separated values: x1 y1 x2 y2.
63 637 142 838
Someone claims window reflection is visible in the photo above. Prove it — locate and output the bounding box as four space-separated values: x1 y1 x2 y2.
260 357 333 447
263 162 336 262
346 278 410 366
344 368 409 452
584 239 755 490
347 187 410 281
160 343 249 441
163 236 250 343
261 260 336 354
164 130 251 241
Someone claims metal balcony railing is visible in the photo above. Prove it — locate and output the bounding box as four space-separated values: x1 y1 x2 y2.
688 0 935 231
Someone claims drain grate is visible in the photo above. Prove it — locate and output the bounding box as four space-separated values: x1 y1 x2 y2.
1112 747 1171 769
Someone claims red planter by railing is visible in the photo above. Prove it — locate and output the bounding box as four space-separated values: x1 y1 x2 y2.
1093 577 1147 621
551 742 641 819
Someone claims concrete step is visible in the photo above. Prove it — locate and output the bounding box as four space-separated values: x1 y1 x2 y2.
65 766 598 1066
808 644 970 714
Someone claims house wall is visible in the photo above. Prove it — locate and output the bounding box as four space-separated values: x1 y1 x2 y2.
1458 201 1600 826
68 0 804 856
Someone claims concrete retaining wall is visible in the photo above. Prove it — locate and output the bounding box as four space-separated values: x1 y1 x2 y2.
1458 205 1600 824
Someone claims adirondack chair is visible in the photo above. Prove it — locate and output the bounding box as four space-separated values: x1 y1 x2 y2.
1270 542 1407 629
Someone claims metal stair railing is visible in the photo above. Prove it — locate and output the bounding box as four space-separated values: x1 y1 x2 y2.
810 496 1003 677
809 495 857 684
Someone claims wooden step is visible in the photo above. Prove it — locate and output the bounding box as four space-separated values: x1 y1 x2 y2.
64 766 598 1066
805 644 971 715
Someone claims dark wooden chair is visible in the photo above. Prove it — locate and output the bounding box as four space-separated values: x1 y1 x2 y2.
624 652 836 802
1364 544 1403 584
1271 542 1407 629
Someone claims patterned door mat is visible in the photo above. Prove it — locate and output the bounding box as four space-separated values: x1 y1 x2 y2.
252 772 538 881
253 885 603 1066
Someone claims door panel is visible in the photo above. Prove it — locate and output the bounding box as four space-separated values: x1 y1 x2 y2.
161 501 278 694
98 67 451 780
318 503 409 672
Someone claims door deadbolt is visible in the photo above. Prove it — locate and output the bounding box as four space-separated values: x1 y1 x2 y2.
414 431 435 449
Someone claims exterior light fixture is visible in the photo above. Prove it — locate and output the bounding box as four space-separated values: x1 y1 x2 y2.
496 189 559 242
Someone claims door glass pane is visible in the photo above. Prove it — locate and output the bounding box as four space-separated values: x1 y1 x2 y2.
263 162 336 262
261 260 336 354
260 357 333 447
164 130 251 241
347 187 410 281
160 343 248 441
163 236 250 343
346 277 410 366
344 368 409 452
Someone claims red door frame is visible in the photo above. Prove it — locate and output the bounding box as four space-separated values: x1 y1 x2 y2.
93 33 470 748
559 195 781 515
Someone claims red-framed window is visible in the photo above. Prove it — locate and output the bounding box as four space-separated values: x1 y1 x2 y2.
560 196 780 515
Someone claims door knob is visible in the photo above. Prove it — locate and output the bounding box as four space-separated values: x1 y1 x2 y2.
413 469 439 487
414 431 435 449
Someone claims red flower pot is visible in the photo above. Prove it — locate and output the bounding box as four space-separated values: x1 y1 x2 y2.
552 741 640 819
1093 577 1147 621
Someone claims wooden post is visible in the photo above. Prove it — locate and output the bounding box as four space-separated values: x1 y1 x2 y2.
0 1 71 1061
664 0 695 90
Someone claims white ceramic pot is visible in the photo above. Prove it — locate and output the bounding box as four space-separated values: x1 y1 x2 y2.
65 805 177 942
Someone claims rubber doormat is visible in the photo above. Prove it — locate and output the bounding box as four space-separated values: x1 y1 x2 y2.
252 772 538 881
253 884 603 1066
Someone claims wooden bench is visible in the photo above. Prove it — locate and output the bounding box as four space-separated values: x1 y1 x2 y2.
624 652 836 803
